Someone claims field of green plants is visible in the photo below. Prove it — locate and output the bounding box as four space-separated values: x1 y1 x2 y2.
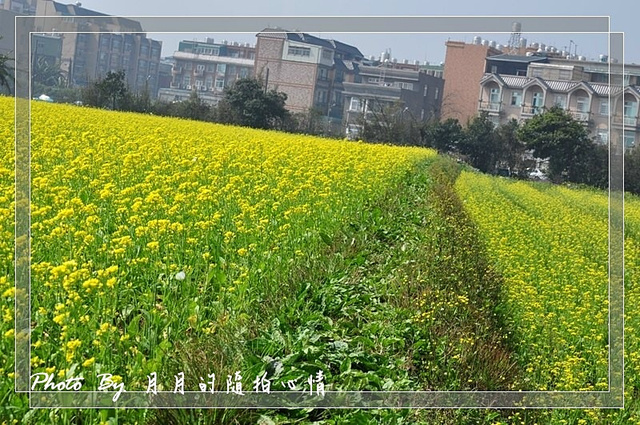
0 96 638 424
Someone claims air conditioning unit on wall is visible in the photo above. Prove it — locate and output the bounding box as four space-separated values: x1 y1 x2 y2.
186 85 192 90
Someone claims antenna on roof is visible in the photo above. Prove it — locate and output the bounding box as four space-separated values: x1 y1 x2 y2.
507 21 522 55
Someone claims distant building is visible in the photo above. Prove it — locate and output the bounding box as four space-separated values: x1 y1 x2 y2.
1 0 37 14
158 38 255 105
32 33 62 67
157 59 174 91
442 40 502 124
0 7 31 94
32 1 162 96
254 28 364 117
342 64 444 136
420 63 444 79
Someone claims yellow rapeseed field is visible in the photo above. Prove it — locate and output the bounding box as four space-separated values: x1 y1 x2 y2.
457 171 640 421
0 96 434 392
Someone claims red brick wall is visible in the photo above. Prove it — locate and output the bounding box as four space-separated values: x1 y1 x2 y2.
442 41 498 125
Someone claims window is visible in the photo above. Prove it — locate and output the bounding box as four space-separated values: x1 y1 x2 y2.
491 65 498 74
185 62 192 70
349 97 363 112
553 95 566 109
140 45 149 57
318 68 329 81
288 46 311 57
530 92 544 114
624 99 638 117
215 77 225 90
196 64 205 71
532 92 543 107
434 88 439 100
239 67 249 78
183 75 191 86
368 77 380 84
597 129 609 145
424 86 428 97
205 76 213 88
398 82 414 90
489 87 500 105
322 49 333 60
625 131 636 149
316 90 327 104
217 63 227 75
599 100 609 115
195 79 203 87
511 90 522 106
206 64 215 72
576 96 589 112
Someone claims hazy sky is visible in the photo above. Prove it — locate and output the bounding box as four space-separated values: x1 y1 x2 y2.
76 0 635 65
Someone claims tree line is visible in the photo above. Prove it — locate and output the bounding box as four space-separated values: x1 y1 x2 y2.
359 102 611 189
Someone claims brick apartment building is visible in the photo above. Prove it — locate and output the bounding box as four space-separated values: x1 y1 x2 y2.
441 40 502 124
254 28 364 117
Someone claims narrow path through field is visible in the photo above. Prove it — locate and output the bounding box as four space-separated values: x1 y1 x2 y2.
161 157 524 424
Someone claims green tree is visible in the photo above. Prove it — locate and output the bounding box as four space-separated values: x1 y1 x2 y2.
626 146 640 195
459 112 499 173
517 105 594 183
358 100 422 146
494 118 529 176
174 89 211 121
422 118 463 152
82 70 129 110
216 77 290 130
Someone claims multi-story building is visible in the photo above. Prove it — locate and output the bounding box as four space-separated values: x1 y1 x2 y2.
158 38 254 105
478 56 640 149
1 0 37 14
32 1 162 95
254 28 364 117
442 40 502 124
0 7 32 94
342 64 444 137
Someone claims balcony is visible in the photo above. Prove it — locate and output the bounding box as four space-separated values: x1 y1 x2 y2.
478 101 502 113
194 69 204 77
612 115 639 127
569 110 590 122
170 82 180 89
521 105 543 116
171 67 182 76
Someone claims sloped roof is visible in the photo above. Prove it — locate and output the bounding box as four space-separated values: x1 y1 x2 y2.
256 28 362 57
329 39 363 58
53 1 108 16
482 73 635 96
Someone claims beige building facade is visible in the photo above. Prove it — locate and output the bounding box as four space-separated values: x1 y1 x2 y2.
478 74 640 149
